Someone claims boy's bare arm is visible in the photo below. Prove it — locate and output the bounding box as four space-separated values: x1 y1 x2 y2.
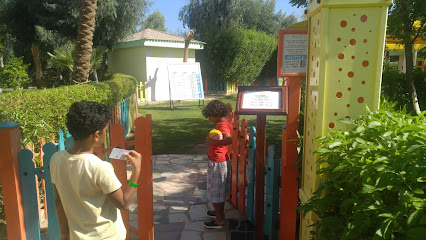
206 133 232 146
53 185 70 240
107 150 141 210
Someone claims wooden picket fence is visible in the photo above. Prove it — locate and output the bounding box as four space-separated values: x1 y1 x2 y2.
228 108 281 239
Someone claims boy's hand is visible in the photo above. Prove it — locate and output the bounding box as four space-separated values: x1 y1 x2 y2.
123 150 142 171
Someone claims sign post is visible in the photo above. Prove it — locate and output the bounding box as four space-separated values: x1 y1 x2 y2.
235 86 288 240
277 29 308 240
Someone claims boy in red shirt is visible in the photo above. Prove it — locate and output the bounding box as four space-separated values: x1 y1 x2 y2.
202 100 233 229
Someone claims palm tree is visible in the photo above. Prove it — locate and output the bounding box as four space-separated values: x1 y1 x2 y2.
72 0 98 83
49 42 107 84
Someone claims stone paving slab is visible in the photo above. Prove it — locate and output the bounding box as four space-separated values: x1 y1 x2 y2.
129 154 255 240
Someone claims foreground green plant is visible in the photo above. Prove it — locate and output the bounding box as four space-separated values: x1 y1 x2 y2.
300 109 426 240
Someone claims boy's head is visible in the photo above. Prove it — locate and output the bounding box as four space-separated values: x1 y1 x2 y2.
202 100 229 119
66 101 111 141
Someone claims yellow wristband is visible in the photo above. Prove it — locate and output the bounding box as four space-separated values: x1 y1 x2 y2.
127 181 138 188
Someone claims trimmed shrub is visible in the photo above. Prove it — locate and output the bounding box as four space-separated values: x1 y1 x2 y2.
299 108 426 239
201 27 277 85
0 73 136 144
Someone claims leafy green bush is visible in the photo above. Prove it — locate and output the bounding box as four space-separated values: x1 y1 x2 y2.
300 109 426 240
0 73 136 144
201 27 277 85
0 56 30 88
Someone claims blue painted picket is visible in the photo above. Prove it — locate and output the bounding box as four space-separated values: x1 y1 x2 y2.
265 145 280 240
246 126 256 223
19 145 60 240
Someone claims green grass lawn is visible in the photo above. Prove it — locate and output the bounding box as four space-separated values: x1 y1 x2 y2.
138 94 286 156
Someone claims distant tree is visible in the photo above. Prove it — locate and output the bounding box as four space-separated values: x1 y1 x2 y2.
142 9 167 32
0 0 150 86
289 0 308 8
387 0 425 114
94 0 152 48
180 0 297 84
180 0 297 37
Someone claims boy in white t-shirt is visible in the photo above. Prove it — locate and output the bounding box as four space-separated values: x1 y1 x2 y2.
51 100 141 240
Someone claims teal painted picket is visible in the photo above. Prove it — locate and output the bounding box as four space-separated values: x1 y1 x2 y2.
265 145 280 240
207 78 227 94
121 98 129 136
19 149 41 239
246 126 256 223
41 143 60 239
19 144 60 240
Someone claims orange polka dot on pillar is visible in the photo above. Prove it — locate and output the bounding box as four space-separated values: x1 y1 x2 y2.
362 81 366 84
337 37 341 41
347 104 351 107
334 112 338 116
329 123 335 129
362 61 369 67
358 97 364 103
363 39 368 43
345 116 351 119
352 56 355 59
338 53 344 59
350 39 356 45
348 88 352 91
340 21 347 27
336 92 343 98
348 72 354 78
361 15 367 22
339 68 342 72
351 28 355 32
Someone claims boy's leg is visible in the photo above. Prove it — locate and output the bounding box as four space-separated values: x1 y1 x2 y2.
212 202 225 225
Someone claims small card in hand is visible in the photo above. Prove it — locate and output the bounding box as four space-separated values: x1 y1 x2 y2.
109 148 131 160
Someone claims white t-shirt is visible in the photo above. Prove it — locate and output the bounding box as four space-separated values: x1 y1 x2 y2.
50 151 126 240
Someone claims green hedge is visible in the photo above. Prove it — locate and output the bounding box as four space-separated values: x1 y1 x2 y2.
0 73 137 144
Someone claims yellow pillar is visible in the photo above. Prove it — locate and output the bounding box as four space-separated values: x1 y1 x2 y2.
299 0 392 239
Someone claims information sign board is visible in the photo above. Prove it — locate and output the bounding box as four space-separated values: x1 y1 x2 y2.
235 86 288 115
277 29 308 77
167 63 204 101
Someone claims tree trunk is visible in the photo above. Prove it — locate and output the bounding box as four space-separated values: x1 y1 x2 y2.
72 0 98 83
0 55 3 68
184 29 196 62
31 44 43 87
401 1 421 114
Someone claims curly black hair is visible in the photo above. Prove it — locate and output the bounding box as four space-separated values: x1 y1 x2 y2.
202 100 229 118
66 101 111 141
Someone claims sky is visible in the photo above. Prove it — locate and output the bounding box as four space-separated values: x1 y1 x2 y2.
146 0 305 34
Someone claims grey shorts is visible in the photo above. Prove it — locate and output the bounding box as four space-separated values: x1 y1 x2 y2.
207 159 231 203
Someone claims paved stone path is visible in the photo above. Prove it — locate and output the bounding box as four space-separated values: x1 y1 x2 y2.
128 154 255 240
